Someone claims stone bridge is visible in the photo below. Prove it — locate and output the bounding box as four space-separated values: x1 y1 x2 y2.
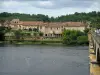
89 31 100 63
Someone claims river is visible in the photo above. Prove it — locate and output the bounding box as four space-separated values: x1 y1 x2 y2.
0 45 89 75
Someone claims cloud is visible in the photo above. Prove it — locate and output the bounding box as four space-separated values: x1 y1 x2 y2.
38 1 54 8
0 0 32 13
0 0 100 17
30 0 95 9
0 0 96 9
87 1 100 12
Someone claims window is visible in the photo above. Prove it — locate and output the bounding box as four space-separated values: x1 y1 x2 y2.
15 21 18 23
45 34 47 36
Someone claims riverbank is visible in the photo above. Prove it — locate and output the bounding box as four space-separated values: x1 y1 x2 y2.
0 40 89 46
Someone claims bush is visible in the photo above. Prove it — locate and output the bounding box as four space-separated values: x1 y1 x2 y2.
77 36 88 45
62 30 88 45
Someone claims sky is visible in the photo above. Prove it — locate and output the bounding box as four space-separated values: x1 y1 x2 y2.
0 0 100 17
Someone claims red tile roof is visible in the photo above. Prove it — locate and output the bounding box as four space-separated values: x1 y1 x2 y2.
64 22 85 27
22 21 44 26
47 22 85 27
10 20 85 27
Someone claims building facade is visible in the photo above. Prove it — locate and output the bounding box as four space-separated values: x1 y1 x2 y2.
8 19 86 37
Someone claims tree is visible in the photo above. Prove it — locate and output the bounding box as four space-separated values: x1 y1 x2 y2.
33 28 39 32
0 18 11 41
62 30 87 45
90 17 100 29
0 11 100 22
84 28 89 34
33 32 38 41
62 30 73 45
77 36 88 45
5 27 12 41
0 20 6 41
14 30 22 41
39 32 44 40
39 32 43 36
29 28 32 31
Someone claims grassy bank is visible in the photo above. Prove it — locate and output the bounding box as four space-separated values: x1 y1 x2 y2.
3 39 89 46
4 38 62 45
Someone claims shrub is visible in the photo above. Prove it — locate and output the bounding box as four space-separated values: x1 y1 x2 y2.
77 36 88 45
62 29 88 45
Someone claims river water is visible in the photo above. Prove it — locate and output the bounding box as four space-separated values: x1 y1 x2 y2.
0 45 89 75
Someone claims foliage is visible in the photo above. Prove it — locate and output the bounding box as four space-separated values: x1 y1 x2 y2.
0 12 50 22
90 17 100 29
62 30 88 45
84 28 89 34
39 32 43 37
77 36 88 45
0 11 100 22
33 28 39 32
14 30 22 41
0 26 6 41
33 32 38 37
1 11 100 29
29 28 32 31
0 19 10 41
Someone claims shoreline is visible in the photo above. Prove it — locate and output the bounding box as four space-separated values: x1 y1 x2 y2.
0 41 89 46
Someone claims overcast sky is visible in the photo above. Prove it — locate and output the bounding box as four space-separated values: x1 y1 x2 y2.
0 0 100 17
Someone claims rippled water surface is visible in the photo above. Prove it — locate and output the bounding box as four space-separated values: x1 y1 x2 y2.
0 45 89 75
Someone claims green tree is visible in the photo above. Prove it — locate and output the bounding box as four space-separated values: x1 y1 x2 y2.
39 32 43 37
62 30 87 45
77 36 88 45
33 32 38 41
90 17 100 29
0 11 100 22
84 28 89 34
14 30 22 41
0 20 6 41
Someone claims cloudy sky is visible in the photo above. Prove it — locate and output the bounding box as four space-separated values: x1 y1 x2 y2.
0 0 100 17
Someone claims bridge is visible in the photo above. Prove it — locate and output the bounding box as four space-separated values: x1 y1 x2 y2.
88 30 100 75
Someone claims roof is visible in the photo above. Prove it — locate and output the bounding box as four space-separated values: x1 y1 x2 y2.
12 19 19 22
22 21 44 26
64 22 85 27
47 22 85 27
10 19 85 27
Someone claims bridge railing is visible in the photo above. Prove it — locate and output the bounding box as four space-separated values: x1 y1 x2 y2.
91 30 100 44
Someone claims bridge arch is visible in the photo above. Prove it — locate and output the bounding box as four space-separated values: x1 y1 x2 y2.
96 48 100 63
90 31 100 63
94 42 96 54
92 37 96 54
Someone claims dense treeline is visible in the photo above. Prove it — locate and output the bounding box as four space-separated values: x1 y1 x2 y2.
90 17 100 29
0 11 100 22
55 11 100 22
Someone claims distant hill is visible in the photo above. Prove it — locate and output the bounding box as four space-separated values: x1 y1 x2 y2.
0 11 100 22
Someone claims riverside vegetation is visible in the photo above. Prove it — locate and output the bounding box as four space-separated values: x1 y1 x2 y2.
62 29 89 45
0 23 89 45
1 11 100 45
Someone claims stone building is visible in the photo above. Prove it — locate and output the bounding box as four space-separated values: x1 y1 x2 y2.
8 19 86 37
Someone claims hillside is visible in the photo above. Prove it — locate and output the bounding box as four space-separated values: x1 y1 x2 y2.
0 11 100 22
